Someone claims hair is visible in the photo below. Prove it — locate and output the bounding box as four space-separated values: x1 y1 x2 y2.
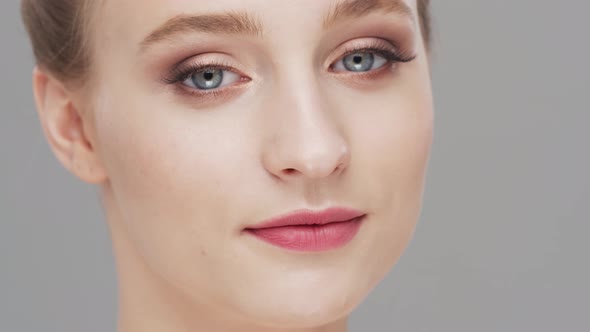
21 0 431 85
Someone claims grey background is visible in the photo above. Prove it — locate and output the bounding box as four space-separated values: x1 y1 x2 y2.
1 0 588 331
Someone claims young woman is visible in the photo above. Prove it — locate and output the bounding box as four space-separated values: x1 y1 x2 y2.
21 0 433 331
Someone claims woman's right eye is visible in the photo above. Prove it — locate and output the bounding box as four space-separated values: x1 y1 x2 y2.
182 68 241 90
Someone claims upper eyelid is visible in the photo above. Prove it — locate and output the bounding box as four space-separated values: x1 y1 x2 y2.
335 47 397 63
339 39 397 53
163 59 242 85
340 43 397 57
327 38 398 62
166 39 405 85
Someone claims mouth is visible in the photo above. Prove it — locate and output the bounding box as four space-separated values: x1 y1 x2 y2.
243 213 367 252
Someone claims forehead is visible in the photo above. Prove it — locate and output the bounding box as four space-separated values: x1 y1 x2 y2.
94 0 418 54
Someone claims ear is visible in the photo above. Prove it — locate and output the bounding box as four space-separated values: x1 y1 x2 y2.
32 66 108 184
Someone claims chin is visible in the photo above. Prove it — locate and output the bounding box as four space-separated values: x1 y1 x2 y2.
229 273 369 329
240 298 356 329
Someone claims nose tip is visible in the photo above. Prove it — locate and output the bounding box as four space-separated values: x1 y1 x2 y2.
265 136 351 181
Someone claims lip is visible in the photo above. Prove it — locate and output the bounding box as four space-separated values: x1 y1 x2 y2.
243 207 366 252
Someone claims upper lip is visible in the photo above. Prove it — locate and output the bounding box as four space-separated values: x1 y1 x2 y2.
245 207 365 229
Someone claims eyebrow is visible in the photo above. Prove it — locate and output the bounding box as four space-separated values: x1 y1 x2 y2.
139 10 264 49
323 0 414 29
139 0 414 52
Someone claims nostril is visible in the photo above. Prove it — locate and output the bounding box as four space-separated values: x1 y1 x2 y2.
283 168 297 175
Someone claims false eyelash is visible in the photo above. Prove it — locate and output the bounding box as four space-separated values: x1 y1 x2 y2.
160 41 416 101
163 41 415 85
333 39 416 69
161 59 239 85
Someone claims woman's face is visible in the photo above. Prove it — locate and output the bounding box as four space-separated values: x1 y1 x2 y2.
84 0 433 327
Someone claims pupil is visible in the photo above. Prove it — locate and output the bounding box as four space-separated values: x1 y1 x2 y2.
353 55 362 63
204 72 214 80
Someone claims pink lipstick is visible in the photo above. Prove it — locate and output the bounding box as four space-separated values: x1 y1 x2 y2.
243 207 366 252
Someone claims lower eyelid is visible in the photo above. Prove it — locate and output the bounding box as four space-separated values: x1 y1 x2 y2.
331 62 398 83
174 77 251 100
330 56 395 74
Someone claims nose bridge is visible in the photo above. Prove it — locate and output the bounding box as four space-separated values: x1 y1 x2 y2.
261 63 351 181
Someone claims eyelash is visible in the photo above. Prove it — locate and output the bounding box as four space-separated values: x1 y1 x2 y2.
162 42 416 99
331 40 416 72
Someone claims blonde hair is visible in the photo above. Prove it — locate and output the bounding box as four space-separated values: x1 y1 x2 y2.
21 0 431 84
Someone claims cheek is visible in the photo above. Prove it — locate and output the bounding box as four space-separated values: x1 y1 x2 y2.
348 71 433 204
345 73 433 282
91 85 255 264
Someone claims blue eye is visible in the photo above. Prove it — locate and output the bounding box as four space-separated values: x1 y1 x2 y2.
333 51 388 72
182 68 241 90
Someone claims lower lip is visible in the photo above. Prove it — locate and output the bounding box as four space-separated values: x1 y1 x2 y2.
244 216 365 252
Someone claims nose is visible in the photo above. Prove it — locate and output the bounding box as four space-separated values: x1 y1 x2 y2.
261 78 351 182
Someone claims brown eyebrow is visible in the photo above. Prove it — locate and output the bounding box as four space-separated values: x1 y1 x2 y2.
139 0 414 52
139 10 264 50
323 0 415 29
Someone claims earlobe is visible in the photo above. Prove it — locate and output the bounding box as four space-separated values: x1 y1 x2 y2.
31 66 108 184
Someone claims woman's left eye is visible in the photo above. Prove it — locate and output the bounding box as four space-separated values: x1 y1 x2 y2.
332 51 389 73
181 68 241 90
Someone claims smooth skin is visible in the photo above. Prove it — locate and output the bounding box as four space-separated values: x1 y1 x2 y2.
31 0 433 331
